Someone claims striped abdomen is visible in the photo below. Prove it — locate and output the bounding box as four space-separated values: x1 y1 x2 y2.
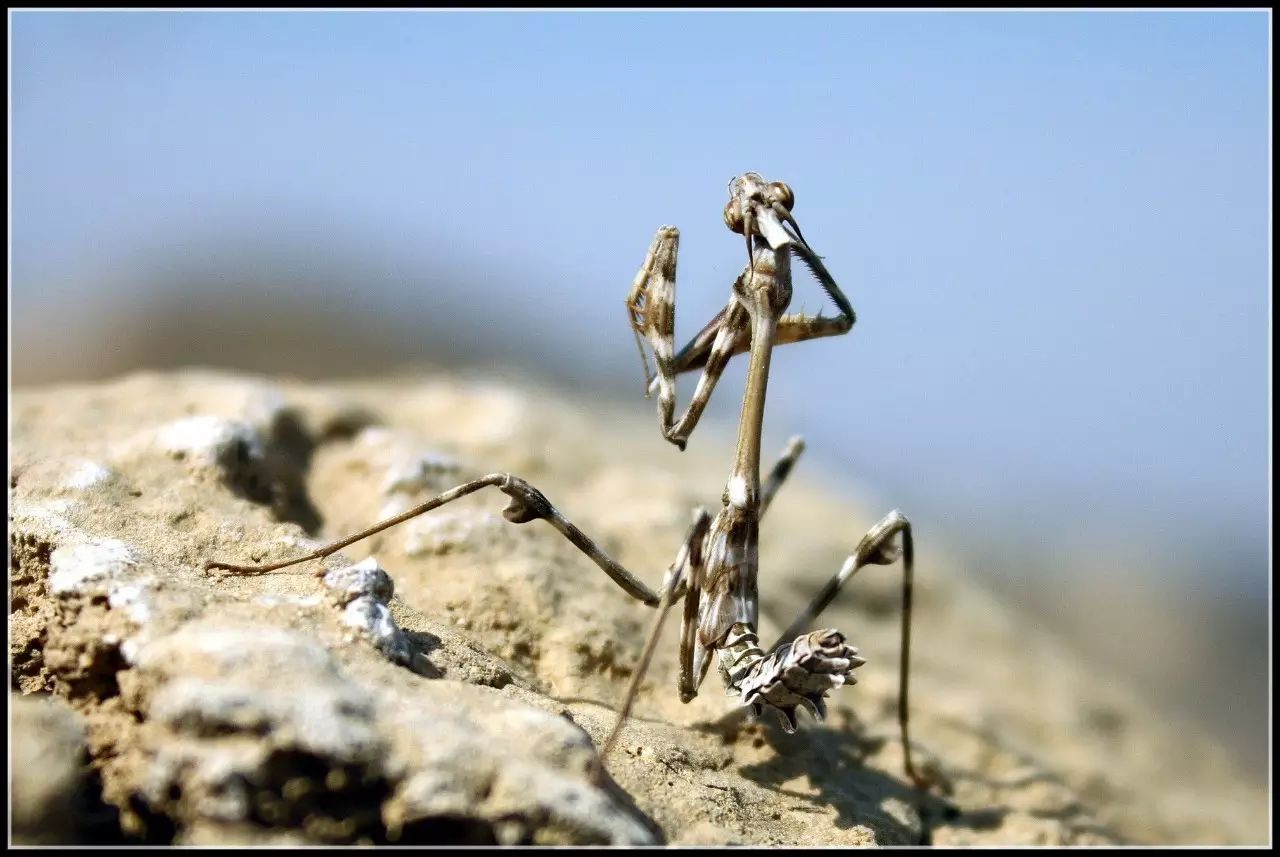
718 623 866 732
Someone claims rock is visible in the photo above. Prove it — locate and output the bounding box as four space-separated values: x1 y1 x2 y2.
48 536 138 596
323 557 415 669
8 369 1267 845
11 694 90 844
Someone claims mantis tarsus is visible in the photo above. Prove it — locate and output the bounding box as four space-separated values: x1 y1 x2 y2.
205 172 928 789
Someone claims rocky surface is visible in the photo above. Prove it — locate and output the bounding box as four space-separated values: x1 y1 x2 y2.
11 693 93 844
8 370 1268 845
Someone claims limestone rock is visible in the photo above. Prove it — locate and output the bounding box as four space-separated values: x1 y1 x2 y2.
11 694 92 844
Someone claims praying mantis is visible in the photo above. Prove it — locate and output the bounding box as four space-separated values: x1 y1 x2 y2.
206 171 927 789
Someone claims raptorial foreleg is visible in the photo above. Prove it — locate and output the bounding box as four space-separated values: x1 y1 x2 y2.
626 226 750 451
663 242 856 376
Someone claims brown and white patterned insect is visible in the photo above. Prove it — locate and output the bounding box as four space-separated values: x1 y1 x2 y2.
206 172 927 788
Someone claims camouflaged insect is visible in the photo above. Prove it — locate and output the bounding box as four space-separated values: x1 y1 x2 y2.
208 172 928 789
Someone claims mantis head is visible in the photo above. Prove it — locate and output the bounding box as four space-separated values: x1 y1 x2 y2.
722 171 810 255
722 171 843 305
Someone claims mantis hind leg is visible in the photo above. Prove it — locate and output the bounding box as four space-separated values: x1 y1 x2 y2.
205 473 662 605
596 506 711 777
767 509 935 789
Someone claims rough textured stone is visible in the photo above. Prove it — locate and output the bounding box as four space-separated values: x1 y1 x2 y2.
11 694 91 844
8 370 1267 845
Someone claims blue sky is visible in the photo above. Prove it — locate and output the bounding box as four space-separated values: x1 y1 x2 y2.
11 11 1271 593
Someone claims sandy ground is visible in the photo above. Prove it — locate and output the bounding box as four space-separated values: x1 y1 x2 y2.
8 369 1268 845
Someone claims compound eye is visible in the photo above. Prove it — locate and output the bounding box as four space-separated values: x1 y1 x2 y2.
768 181 795 211
723 198 745 234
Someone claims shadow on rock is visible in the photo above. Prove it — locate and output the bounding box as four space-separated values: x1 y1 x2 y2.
731 711 962 845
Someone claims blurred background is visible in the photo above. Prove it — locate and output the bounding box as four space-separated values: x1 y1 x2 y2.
11 11 1269 781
